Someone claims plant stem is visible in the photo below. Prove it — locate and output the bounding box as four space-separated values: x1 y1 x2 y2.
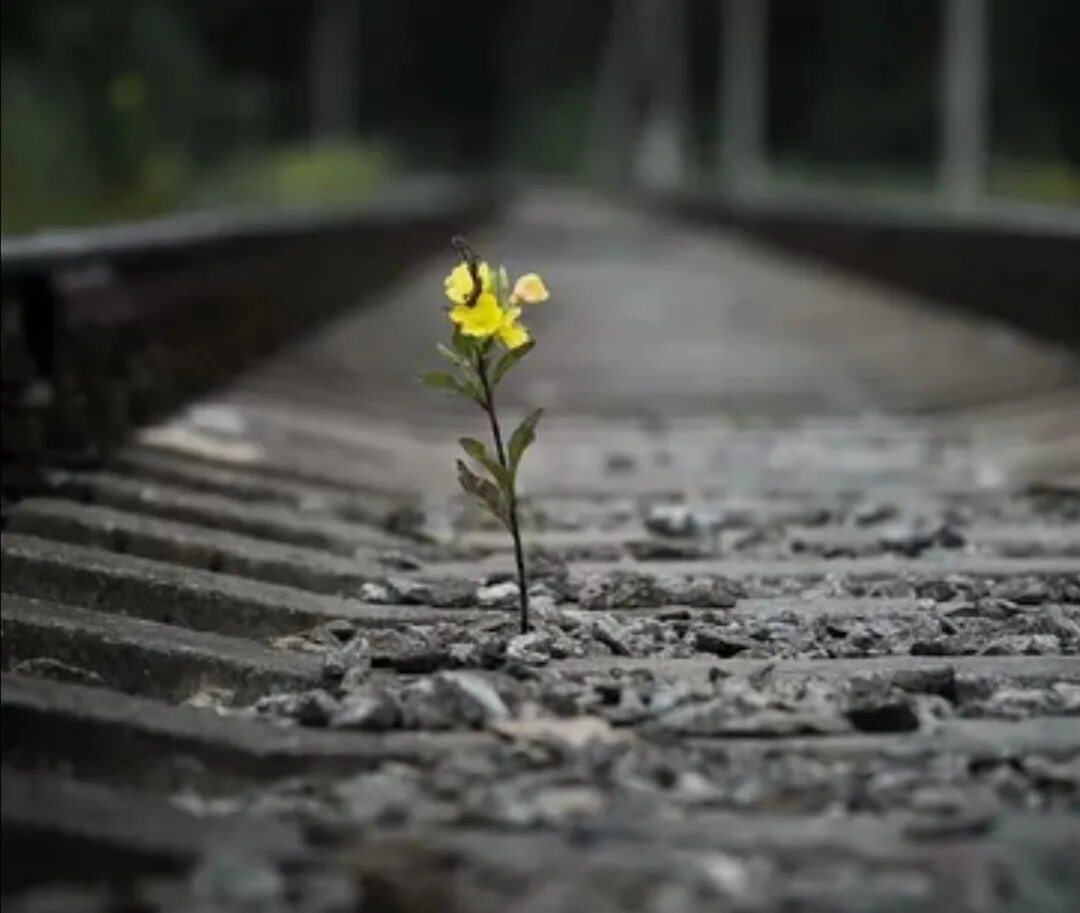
476 353 530 633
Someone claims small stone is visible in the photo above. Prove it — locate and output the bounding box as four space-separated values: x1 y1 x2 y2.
947 598 1020 620
311 618 357 644
331 693 400 731
662 575 739 608
694 629 752 658
918 579 958 603
254 692 303 719
386 577 433 605
846 696 920 733
626 539 708 560
852 502 899 526
891 666 957 699
992 579 1049 605
644 503 701 538
434 671 510 725
880 522 965 558
590 615 633 656
505 631 552 665
447 641 483 667
183 688 236 711
476 581 520 609
577 571 663 610
296 689 339 727
372 649 450 674
320 656 346 683
421 577 478 608
359 581 392 603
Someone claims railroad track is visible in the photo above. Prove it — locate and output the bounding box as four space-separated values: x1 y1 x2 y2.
3 191 1080 911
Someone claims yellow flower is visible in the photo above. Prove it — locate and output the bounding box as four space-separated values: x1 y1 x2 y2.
497 307 530 349
511 273 549 304
444 261 493 305
448 293 531 349
449 291 504 337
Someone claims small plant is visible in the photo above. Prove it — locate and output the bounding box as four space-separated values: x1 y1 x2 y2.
421 237 550 633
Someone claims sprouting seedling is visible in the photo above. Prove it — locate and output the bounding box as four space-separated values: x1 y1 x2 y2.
421 236 550 633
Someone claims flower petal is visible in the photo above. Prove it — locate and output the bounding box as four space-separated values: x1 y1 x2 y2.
451 291 505 338
511 273 549 304
444 261 494 304
498 319 530 350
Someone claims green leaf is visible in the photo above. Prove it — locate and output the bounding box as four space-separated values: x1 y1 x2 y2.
459 436 511 489
491 339 535 387
437 343 471 371
419 371 480 403
495 264 511 305
456 459 506 526
508 408 543 473
451 326 477 357
420 371 462 392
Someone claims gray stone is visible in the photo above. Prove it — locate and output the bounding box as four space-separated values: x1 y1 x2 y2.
590 616 633 656
331 693 400 732
433 672 510 725
694 629 753 658
577 571 663 610
476 581 519 609
644 504 702 538
505 631 552 665
296 689 339 727
359 581 392 603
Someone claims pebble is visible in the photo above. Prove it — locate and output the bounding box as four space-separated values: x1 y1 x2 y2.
505 631 553 665
694 629 753 657
476 581 520 609
331 693 400 731
660 575 739 608
644 503 702 538
296 689 340 727
434 671 510 725
577 571 663 610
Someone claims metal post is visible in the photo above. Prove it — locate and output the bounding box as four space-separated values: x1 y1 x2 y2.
939 0 987 211
720 0 768 195
633 0 689 189
311 0 360 140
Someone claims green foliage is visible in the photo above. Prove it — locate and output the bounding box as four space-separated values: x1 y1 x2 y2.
0 4 392 235
459 437 511 490
491 340 535 387
508 409 543 474
456 459 505 526
425 317 541 529
195 142 389 209
419 371 478 402
426 241 548 632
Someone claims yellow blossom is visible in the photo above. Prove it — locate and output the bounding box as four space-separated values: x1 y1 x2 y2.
497 307 530 349
449 292 531 350
511 273 549 304
449 290 504 337
444 261 493 305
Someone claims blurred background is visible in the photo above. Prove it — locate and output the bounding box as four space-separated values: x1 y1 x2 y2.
2 0 1078 237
